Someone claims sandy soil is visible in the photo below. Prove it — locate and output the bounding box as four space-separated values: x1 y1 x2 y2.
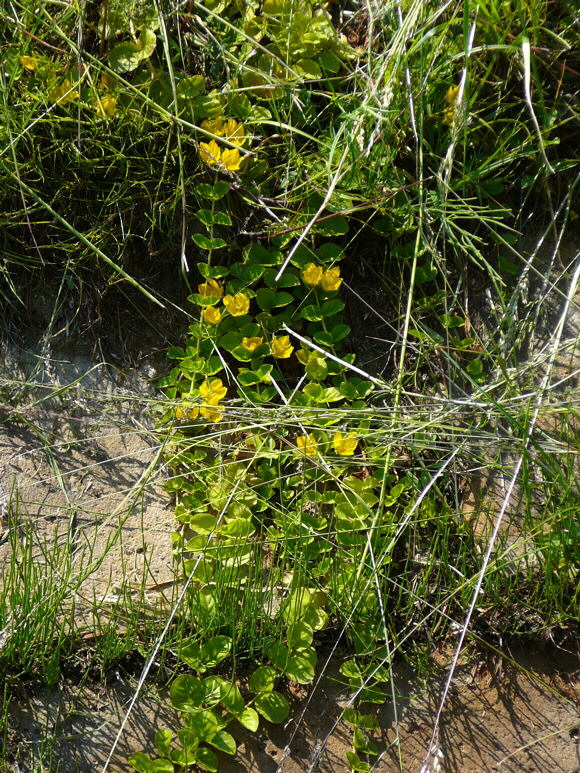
0 346 175 619
7 643 579 772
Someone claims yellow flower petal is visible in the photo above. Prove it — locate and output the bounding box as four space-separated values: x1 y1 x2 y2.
302 263 323 287
222 118 246 146
320 266 342 292
242 336 263 352
49 79 77 105
271 335 294 359
445 85 460 105
220 148 242 172
176 403 199 421
94 96 117 119
20 56 39 71
203 306 222 325
199 140 221 165
223 293 250 316
198 278 223 298
200 404 224 422
201 116 224 136
333 432 358 456
199 378 227 404
444 86 461 125
297 433 318 457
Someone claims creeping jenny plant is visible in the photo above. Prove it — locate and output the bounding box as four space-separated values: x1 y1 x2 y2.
152 167 409 769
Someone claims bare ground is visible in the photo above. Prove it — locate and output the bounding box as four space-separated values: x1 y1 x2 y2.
6 643 579 772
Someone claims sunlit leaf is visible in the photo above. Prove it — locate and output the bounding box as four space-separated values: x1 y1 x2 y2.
170 675 206 712
194 746 218 772
255 690 290 723
209 730 237 755
236 706 259 731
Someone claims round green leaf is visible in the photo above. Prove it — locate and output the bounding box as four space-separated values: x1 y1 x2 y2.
467 358 484 377
188 513 218 535
108 41 143 73
129 753 174 773
215 679 245 714
200 635 232 668
266 642 290 671
138 29 157 58
187 709 220 741
229 263 265 282
177 728 200 751
129 752 152 772
170 675 207 712
236 706 259 731
358 685 386 704
346 751 371 772
255 690 290 723
300 305 323 322
256 287 277 310
195 181 230 200
317 50 341 73
295 58 322 79
209 730 237 755
150 761 174 772
314 214 349 236
287 621 314 648
321 298 344 316
195 209 232 227
194 746 218 772
219 517 254 538
154 729 173 757
249 665 277 694
170 748 197 767
285 648 316 684
353 727 378 755
176 75 205 101
192 234 228 250
238 370 261 386
313 330 333 347
331 324 351 343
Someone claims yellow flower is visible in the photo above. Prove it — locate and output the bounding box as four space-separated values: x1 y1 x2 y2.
198 279 223 298
203 306 222 325
320 267 342 292
444 85 460 125
199 139 221 166
175 403 199 421
199 378 227 404
297 434 318 457
201 117 224 136
94 96 117 119
333 432 358 456
271 335 294 359
445 85 460 105
302 263 323 286
242 336 263 352
200 404 224 422
220 148 242 172
222 118 245 146
49 79 77 105
223 293 250 316
202 117 245 147
20 56 39 71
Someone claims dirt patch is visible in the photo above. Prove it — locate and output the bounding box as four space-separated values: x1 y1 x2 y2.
0 345 175 618
6 644 579 772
